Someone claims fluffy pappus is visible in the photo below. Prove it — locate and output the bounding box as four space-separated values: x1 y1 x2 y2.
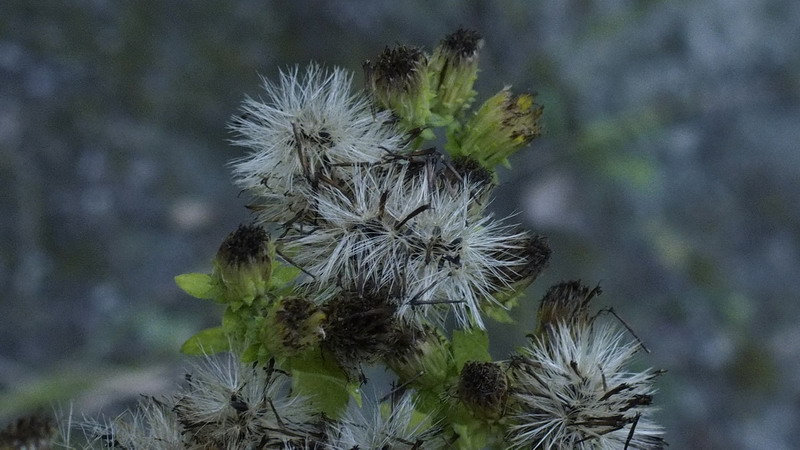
173 353 320 449
230 64 405 223
506 322 665 449
324 392 439 449
281 161 542 328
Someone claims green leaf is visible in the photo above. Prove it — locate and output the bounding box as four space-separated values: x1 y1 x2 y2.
268 262 300 288
241 343 261 363
180 327 229 355
451 328 491 371
175 273 218 299
288 350 352 418
452 421 488 450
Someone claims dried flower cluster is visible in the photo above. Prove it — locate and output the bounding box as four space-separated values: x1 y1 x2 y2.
230 62 549 329
6 29 665 449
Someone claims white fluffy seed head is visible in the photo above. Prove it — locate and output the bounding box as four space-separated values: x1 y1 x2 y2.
325 392 437 449
173 353 317 448
507 322 665 449
279 163 538 328
230 64 405 223
80 398 183 450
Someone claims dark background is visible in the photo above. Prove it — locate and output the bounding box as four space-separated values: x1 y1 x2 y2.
1 1 799 448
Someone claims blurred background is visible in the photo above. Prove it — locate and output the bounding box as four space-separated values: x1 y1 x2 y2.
1 0 799 448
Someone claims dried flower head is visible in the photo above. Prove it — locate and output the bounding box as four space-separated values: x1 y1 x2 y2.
231 64 404 223
507 322 664 449
457 361 509 419
320 290 399 366
173 353 319 448
534 280 601 338
281 162 547 328
325 393 438 449
82 397 183 450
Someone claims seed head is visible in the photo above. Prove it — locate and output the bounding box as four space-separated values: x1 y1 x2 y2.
231 64 403 223
507 322 664 449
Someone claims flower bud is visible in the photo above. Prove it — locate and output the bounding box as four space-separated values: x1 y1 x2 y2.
446 88 543 169
213 225 273 304
534 280 600 338
365 45 433 133
263 296 326 357
457 361 509 419
385 325 452 390
429 28 483 122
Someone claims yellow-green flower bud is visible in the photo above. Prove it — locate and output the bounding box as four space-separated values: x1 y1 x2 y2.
386 325 452 390
212 224 273 305
365 45 433 133
262 296 326 357
446 88 543 169
457 361 509 419
428 28 483 123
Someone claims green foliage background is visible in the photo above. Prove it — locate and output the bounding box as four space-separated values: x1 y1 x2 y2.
1 1 798 448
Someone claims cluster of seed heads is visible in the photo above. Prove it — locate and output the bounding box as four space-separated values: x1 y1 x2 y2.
3 29 665 450
231 64 550 329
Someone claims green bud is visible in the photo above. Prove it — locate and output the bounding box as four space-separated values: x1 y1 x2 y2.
365 45 433 133
212 224 273 304
533 281 601 338
456 361 509 419
428 28 483 123
386 325 452 390
262 296 326 358
446 88 543 169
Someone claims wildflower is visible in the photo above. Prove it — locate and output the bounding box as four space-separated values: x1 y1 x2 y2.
319 289 400 366
174 353 319 448
534 280 600 338
385 324 452 391
507 322 664 449
281 162 549 328
325 392 438 449
82 397 183 450
231 64 404 223
365 45 434 133
262 296 326 357
457 361 509 419
212 224 273 304
428 28 483 122
446 88 543 170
